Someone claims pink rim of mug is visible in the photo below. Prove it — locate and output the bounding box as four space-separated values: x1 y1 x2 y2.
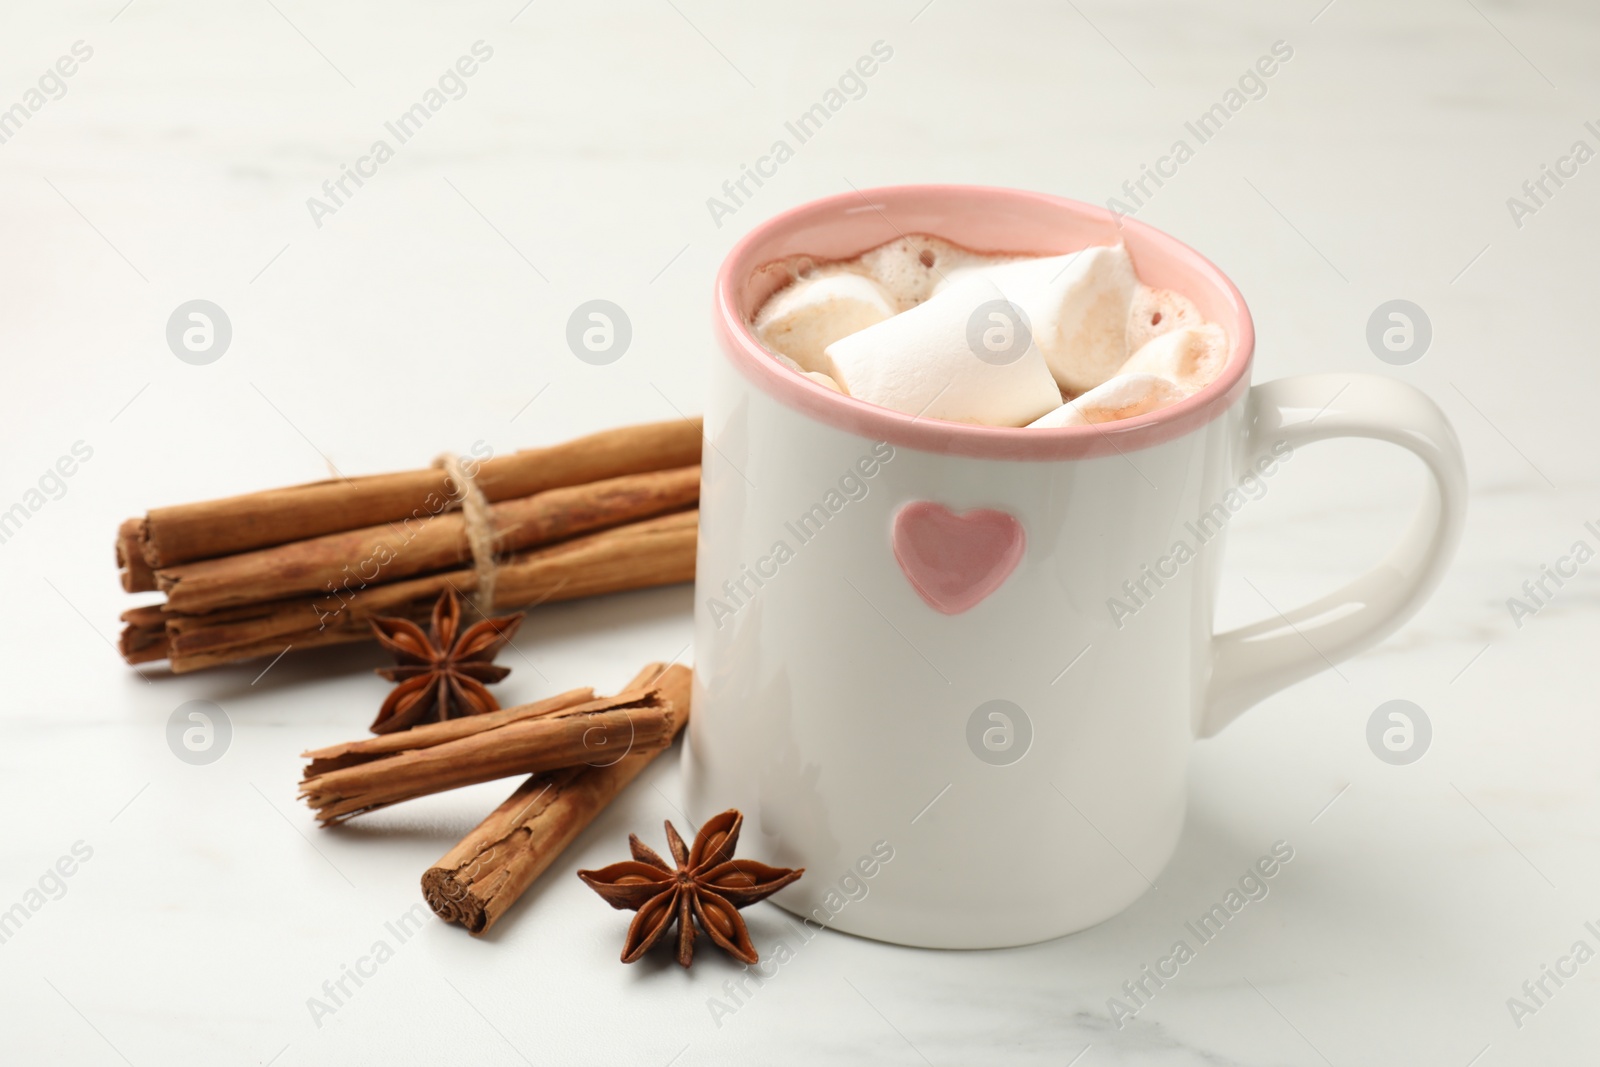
713 184 1257 460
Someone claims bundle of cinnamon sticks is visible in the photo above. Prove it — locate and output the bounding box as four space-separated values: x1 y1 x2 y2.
115 419 703 673
302 661 691 935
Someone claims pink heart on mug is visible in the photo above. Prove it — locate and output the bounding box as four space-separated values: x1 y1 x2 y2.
892 502 1026 615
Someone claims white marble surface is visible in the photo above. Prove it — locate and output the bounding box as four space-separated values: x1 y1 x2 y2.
2 0 1598 1063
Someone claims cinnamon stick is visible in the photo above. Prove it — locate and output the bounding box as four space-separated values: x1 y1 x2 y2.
423 663 690 935
154 466 699 614
116 519 157 593
130 417 702 570
301 686 597 777
119 509 697 672
299 675 683 824
118 604 169 663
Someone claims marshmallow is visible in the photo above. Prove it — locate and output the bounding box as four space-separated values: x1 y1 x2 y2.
858 235 979 308
770 352 846 394
1027 373 1185 428
1126 286 1204 354
1117 324 1229 395
754 272 896 373
821 276 1061 426
930 258 1026 297
939 244 1141 395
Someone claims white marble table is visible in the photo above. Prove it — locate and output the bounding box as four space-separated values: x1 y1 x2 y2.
2 1 1597 1063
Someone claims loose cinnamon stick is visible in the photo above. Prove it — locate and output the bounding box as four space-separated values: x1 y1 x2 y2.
155 466 699 614
119 509 697 672
423 663 690 935
131 417 702 569
301 686 597 777
299 675 683 824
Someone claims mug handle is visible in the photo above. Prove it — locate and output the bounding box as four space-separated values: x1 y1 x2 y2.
1200 373 1468 737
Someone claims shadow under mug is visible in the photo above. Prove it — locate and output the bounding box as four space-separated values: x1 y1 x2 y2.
683 185 1466 949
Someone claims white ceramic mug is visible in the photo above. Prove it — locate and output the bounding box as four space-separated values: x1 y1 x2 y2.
683 186 1466 949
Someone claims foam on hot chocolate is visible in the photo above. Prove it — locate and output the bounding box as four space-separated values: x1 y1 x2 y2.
751 234 1228 427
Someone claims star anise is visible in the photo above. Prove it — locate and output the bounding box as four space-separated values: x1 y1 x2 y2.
577 809 803 967
366 588 524 734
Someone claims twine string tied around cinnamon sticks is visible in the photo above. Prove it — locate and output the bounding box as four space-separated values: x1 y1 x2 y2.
433 451 498 615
